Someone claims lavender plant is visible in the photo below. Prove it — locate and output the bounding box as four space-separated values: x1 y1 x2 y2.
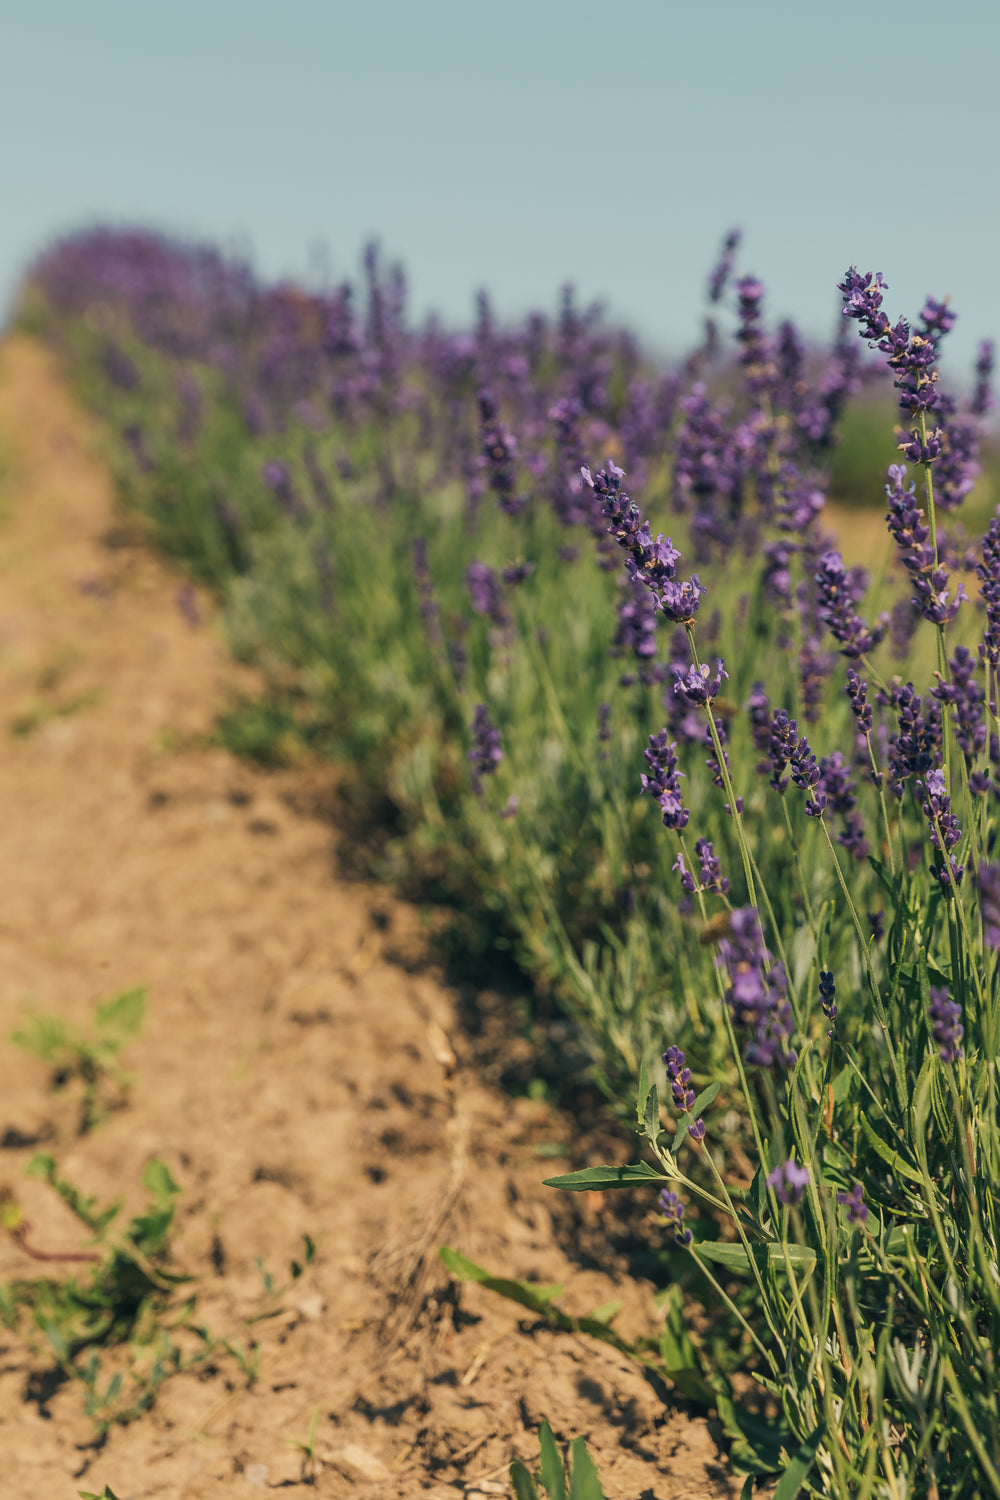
20 229 1000 1492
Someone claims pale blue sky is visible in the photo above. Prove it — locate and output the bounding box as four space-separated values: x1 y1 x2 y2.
2 0 997 377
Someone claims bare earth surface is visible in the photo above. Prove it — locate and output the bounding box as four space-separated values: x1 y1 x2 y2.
0 335 739 1499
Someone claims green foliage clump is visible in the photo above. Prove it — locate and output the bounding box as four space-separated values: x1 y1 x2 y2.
11 987 147 1132
511 1418 608 1500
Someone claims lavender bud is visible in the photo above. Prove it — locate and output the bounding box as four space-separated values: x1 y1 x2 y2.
767 1159 810 1207
928 986 963 1063
657 1187 693 1245
836 1183 869 1226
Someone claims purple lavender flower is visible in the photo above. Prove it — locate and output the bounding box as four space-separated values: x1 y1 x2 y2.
838 268 942 419
502 561 536 586
478 389 526 515
814 550 888 658
972 340 995 417
790 733 825 817
977 863 1000 948
977 516 1000 678
614 579 658 665
707 228 741 304
767 709 798 794
767 1159 810 1207
919 769 965 889
673 851 696 894
581 460 705 625
932 646 985 765
262 459 305 520
928 986 963 1063
657 1188 693 1245
102 341 139 390
694 837 728 895
886 681 942 798
716 907 796 1069
663 1045 695 1112
846 667 874 740
548 396 590 525
819 751 869 860
886 597 919 663
672 659 728 708
934 412 981 513
768 712 824 815
836 1183 869 1226
663 1045 707 1141
819 969 837 1024
917 295 957 343
885 465 966 626
641 731 689 831
761 541 794 610
703 720 743 817
467 704 504 794
748 682 772 769
466 560 509 629
735 275 775 391
671 385 741 556
799 636 834 725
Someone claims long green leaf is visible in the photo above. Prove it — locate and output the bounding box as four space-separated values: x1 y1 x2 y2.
860 1113 925 1187
694 1241 816 1275
510 1461 540 1500
539 1420 568 1500
439 1246 564 1311
772 1421 826 1499
543 1163 664 1192
568 1437 607 1500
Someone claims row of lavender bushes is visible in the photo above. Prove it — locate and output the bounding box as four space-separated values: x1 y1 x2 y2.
18 228 1000 1494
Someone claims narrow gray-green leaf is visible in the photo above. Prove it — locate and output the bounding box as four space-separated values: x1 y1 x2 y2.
510 1460 540 1500
771 1421 826 1499
543 1163 664 1193
568 1437 608 1500
693 1241 816 1275
538 1420 568 1500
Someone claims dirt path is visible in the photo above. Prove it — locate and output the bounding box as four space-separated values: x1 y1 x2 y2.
0 335 737 1499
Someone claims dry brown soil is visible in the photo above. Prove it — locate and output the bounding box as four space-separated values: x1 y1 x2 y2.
0 335 740 1499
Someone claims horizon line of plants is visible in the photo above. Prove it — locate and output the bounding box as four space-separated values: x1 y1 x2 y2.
17 224 1000 1495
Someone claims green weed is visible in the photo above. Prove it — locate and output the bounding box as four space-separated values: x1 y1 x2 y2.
11 987 147 1132
511 1418 608 1500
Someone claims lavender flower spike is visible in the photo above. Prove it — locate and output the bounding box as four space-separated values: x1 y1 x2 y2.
836 1183 869 1226
467 704 504 795
672 659 728 708
885 465 967 625
977 863 1000 948
478 389 525 515
768 710 825 817
716 907 796 1070
657 1187 693 1245
919 769 964 889
767 1159 810 1207
819 970 837 1024
814 550 887 658
581 460 706 625
707 228 741 304
663 1046 707 1142
640 730 689 830
928 986 963 1063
